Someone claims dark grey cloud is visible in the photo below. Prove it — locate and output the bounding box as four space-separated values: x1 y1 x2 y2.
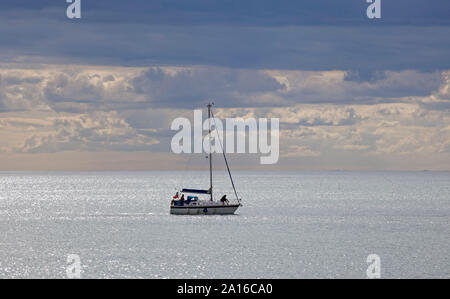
339 70 443 99
0 2 449 71
1 1 449 26
129 68 445 108
2 22 449 71
131 67 285 108
344 70 388 83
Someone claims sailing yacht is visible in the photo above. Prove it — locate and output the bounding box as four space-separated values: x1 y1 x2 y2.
170 103 242 215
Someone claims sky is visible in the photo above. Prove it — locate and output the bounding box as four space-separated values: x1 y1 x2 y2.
0 0 449 171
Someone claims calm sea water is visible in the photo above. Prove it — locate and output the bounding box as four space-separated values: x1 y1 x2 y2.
0 171 448 278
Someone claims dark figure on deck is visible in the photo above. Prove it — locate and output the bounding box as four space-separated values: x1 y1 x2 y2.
220 195 229 205
180 194 185 201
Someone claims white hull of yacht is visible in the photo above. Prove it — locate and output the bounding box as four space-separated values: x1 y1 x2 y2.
170 203 240 215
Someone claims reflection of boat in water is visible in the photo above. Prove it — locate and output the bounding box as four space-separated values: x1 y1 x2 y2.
170 103 242 215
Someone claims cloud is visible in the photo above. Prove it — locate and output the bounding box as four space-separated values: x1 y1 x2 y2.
130 66 286 108
419 71 450 110
129 67 445 108
15 111 159 153
267 70 443 104
1 5 450 71
0 65 146 112
275 102 450 159
1 100 449 170
0 65 446 112
283 145 321 157
0 65 449 169
0 1 449 170
1 1 449 26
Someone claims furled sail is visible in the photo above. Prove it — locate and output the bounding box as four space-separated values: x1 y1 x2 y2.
181 188 211 194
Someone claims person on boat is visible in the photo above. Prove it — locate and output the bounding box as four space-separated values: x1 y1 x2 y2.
220 194 229 205
180 194 185 202
173 192 179 199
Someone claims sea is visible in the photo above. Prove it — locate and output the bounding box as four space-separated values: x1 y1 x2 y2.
0 171 448 278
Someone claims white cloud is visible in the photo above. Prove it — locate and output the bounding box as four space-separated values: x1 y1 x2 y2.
0 64 449 169
7 111 159 153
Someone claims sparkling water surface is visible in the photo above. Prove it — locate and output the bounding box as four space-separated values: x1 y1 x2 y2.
0 171 448 278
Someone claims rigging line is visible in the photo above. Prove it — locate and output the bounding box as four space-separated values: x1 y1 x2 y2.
183 148 194 172
210 109 240 203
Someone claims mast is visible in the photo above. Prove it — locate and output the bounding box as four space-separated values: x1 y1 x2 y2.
207 103 213 201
